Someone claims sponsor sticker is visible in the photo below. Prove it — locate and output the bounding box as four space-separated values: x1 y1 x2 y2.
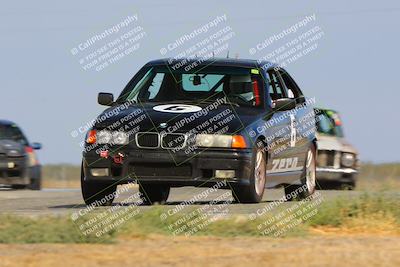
251 69 260 75
267 157 303 174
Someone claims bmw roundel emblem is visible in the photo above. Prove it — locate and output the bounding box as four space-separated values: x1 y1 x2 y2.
159 122 168 129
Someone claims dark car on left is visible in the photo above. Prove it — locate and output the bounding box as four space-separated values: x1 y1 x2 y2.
0 120 42 190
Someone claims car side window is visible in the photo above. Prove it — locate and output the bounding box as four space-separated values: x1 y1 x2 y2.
148 73 165 99
267 70 287 100
278 70 303 100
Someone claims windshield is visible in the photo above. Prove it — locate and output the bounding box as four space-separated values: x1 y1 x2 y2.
0 124 28 145
315 110 344 137
117 65 264 107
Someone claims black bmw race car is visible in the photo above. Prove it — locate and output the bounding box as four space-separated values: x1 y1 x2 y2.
0 120 42 190
81 58 317 205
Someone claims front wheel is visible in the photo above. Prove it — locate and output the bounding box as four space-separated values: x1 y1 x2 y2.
139 183 170 205
28 166 42 190
28 177 41 190
285 145 316 201
81 164 117 206
11 184 26 190
231 141 266 203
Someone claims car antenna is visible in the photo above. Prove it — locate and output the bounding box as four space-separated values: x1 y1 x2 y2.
226 50 230 58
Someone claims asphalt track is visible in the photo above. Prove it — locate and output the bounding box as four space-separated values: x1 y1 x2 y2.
0 187 367 217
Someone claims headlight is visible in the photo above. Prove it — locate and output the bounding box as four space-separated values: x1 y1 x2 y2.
97 130 112 144
195 134 247 148
196 134 232 148
341 153 355 167
112 131 129 145
96 130 129 145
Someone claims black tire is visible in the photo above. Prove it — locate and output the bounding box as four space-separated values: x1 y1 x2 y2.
231 140 266 203
285 145 316 201
11 184 26 190
317 181 338 190
28 166 42 190
81 164 117 206
319 179 355 190
341 180 356 190
139 183 170 205
28 177 41 190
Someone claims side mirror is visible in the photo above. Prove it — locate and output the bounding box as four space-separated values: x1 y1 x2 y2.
273 98 297 111
31 142 42 150
98 93 114 106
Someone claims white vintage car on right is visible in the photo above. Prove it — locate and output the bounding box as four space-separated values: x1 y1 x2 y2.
315 108 359 190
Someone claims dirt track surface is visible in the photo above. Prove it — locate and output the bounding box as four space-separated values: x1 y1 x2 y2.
0 235 399 267
0 187 366 217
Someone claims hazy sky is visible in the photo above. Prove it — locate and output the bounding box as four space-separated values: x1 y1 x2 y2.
1 0 399 164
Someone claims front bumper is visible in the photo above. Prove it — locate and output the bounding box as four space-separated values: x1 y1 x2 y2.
0 157 29 186
316 167 358 182
83 148 253 187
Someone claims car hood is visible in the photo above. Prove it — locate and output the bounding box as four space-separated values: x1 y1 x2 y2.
316 134 358 154
94 101 264 134
0 139 25 157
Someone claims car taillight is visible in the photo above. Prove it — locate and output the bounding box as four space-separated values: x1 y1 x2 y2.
231 135 247 149
25 146 39 166
87 130 97 144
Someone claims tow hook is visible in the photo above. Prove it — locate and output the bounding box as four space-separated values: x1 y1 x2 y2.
100 150 109 159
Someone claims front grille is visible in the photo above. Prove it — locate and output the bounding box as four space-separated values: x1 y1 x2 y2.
161 133 186 149
135 132 188 149
130 163 192 177
317 150 341 168
1 170 22 178
136 132 159 148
